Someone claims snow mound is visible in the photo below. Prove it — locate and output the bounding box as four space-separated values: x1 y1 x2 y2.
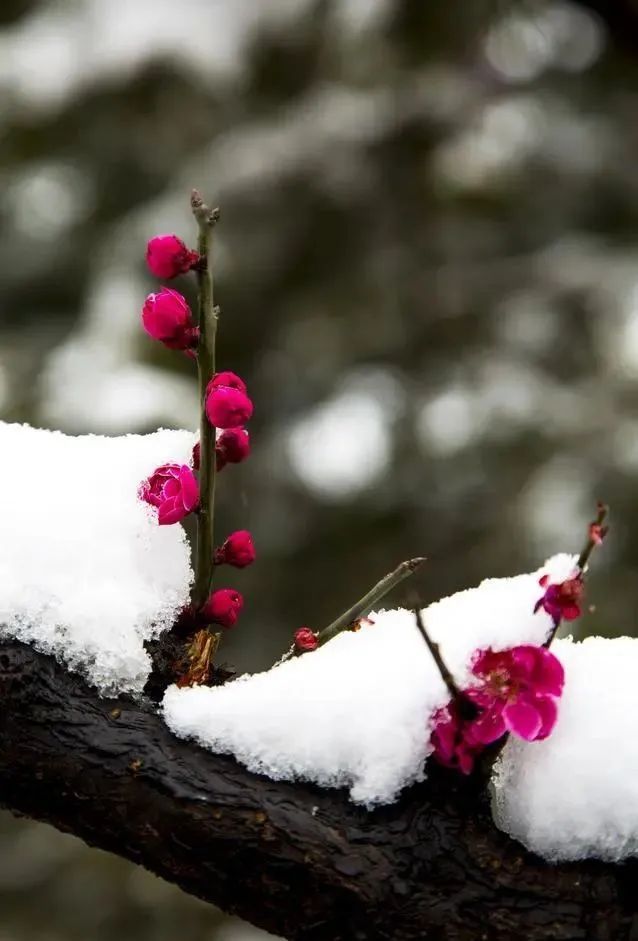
0 421 194 694
163 554 571 806
493 635 638 862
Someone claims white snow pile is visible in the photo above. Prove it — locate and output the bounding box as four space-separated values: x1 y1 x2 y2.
0 421 194 694
163 553 573 807
493 635 638 862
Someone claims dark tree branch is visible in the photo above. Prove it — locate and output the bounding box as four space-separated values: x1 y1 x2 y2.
0 638 637 940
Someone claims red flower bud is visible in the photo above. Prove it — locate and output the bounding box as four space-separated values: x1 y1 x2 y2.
294 627 319 652
589 522 608 546
214 530 256 568
142 288 199 351
216 428 251 470
200 588 244 628
206 385 253 429
146 234 199 280
192 441 201 471
207 371 247 395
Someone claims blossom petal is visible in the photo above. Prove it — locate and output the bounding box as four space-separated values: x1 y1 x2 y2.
503 698 543 741
533 695 559 740
466 705 507 745
178 465 199 512
533 648 565 697
158 497 186 525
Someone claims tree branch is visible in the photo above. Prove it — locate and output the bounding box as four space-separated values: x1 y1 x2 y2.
0 638 636 940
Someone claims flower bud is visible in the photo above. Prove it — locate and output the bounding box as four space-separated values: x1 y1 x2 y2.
142 288 198 351
146 234 199 280
201 588 244 628
216 428 250 470
206 385 253 429
207 371 247 394
294 627 319 652
214 530 256 568
191 441 201 471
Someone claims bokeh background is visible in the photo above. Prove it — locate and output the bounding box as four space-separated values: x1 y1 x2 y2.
0 0 636 938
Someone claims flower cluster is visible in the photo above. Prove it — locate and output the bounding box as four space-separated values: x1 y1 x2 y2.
139 228 255 633
430 644 565 774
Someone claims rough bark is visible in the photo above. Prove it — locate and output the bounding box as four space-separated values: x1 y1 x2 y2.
0 639 636 941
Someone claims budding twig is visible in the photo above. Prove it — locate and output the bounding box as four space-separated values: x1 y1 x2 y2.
577 501 609 572
191 190 220 609
277 557 426 663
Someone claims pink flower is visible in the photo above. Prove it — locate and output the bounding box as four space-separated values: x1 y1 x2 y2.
206 383 253 429
142 288 199 351
465 645 564 744
200 588 244 628
214 530 256 568
139 463 199 525
146 234 199 280
534 574 583 624
429 644 565 772
294 627 319 652
430 701 482 775
216 428 251 470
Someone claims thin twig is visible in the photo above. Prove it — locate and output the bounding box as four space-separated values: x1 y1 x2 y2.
413 607 462 702
191 190 220 609
277 557 425 663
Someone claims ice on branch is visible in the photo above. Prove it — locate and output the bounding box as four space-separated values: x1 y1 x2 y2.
493 635 638 862
0 421 195 694
163 554 573 807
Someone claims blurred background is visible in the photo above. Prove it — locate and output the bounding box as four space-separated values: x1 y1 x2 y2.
0 0 636 937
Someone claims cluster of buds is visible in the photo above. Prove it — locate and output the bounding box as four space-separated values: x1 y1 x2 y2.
139 225 255 636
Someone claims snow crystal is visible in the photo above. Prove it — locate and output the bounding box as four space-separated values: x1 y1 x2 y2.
0 421 194 694
493 635 638 862
163 554 572 806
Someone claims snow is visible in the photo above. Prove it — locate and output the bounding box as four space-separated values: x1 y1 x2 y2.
0 421 194 695
493 635 638 862
163 553 572 807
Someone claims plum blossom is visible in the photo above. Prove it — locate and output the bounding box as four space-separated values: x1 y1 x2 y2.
534 573 583 624
139 464 199 525
141 288 198 351
146 234 199 279
294 627 319 652
200 588 244 628
214 530 256 568
430 644 565 774
205 373 253 429
216 427 251 470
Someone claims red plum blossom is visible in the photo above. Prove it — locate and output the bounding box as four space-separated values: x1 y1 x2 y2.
139 463 199 525
142 288 198 351
146 234 199 279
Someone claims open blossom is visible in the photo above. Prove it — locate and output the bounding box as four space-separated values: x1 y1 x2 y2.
200 588 244 628
430 644 565 773
139 463 199 525
205 375 253 429
146 234 199 279
142 288 198 351
214 530 256 568
534 573 583 624
216 428 251 470
294 627 319 652
465 645 564 745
